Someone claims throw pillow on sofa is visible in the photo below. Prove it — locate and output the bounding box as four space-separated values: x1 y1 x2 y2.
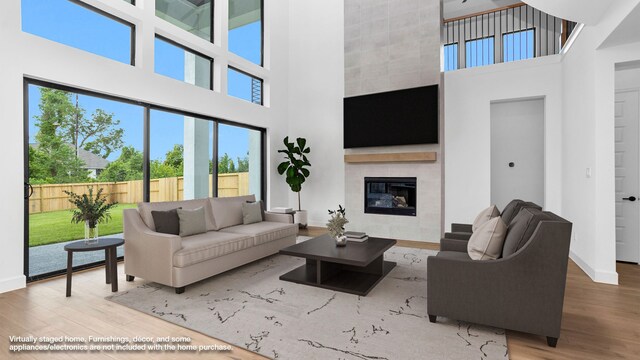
467 216 507 260
177 207 207 237
151 208 181 235
242 201 263 225
246 200 266 221
472 205 500 232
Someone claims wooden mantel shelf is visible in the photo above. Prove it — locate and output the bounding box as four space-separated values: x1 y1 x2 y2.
344 152 437 164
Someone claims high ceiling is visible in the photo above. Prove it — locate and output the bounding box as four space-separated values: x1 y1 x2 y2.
443 0 521 20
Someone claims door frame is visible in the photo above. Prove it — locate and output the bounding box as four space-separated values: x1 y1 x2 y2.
614 87 640 264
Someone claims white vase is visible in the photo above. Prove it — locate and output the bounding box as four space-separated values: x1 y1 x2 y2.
85 221 99 245
294 210 308 229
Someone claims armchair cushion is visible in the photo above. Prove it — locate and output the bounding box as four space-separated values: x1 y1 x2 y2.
472 205 500 232
440 238 469 253
468 216 507 260
502 207 552 257
499 199 524 226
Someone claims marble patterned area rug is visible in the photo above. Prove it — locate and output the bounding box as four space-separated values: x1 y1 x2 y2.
107 243 508 360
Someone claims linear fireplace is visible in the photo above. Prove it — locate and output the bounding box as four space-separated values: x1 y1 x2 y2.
364 177 417 216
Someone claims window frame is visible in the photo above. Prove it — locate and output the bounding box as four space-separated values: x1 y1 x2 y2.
228 66 264 106
443 42 459 72
28 0 138 66
502 28 536 63
464 35 495 68
155 0 215 44
154 34 215 91
23 77 267 282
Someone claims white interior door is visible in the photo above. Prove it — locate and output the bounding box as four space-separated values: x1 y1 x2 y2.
490 98 545 211
615 90 640 263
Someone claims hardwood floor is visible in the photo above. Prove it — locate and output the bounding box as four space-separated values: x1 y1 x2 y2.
1 227 638 359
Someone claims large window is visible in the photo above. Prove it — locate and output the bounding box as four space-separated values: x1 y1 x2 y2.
150 110 214 201
217 124 262 199
156 0 213 42
465 37 495 68
26 83 143 278
229 0 263 65
444 43 459 72
228 67 263 104
21 0 134 65
154 36 213 90
503 29 535 62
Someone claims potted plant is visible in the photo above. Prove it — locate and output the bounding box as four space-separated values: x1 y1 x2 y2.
327 205 348 246
64 187 117 244
277 136 311 228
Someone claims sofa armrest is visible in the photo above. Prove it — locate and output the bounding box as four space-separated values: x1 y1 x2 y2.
451 223 473 233
123 208 182 287
265 212 294 224
440 238 469 252
443 232 472 240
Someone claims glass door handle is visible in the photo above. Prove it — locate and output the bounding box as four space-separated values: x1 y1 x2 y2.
24 182 33 199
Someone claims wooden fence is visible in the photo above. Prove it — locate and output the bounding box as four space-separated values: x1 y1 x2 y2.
28 173 249 214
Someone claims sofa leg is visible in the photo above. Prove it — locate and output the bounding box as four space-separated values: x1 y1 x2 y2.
175 287 185 294
126 275 134 282
546 336 558 347
428 315 437 323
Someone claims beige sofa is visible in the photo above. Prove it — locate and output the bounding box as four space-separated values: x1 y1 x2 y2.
123 195 298 293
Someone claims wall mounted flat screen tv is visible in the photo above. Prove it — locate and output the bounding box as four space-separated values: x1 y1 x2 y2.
343 85 439 148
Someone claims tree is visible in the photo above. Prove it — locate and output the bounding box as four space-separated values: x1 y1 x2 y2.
218 153 236 174
163 144 184 176
31 88 89 184
98 146 143 182
236 153 249 172
58 96 124 159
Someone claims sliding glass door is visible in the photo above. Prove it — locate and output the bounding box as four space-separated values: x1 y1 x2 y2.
25 83 143 279
24 80 266 281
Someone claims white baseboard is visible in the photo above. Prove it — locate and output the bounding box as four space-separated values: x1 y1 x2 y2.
0 275 26 294
569 250 618 285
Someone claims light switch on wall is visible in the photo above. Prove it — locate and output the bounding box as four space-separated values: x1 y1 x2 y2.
586 167 592 178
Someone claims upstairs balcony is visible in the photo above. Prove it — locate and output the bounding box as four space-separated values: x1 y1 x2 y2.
443 2 577 71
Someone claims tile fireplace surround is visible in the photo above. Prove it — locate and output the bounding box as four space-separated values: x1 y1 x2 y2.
344 145 441 243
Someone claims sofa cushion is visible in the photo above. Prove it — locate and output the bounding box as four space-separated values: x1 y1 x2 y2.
499 199 524 225
209 195 256 230
472 205 500 232
173 231 253 268
151 208 181 235
138 199 215 232
467 217 507 260
221 221 298 246
436 251 473 261
501 200 542 226
502 207 551 257
178 207 207 237
242 201 263 225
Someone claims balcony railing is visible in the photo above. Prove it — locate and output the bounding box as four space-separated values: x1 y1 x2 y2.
443 3 577 71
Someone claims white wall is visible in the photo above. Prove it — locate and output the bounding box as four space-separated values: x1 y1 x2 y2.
285 0 345 226
561 12 640 284
0 0 292 293
444 55 563 230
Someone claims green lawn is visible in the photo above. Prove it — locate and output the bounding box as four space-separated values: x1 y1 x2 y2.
28 204 137 247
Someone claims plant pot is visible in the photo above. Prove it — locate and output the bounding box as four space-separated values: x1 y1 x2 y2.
85 221 99 245
294 210 308 229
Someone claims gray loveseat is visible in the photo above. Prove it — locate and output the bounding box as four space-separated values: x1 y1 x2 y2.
427 207 572 347
123 195 298 293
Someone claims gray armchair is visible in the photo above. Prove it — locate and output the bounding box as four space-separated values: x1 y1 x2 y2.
427 208 572 347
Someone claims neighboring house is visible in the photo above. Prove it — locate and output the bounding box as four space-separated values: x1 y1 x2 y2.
29 143 110 178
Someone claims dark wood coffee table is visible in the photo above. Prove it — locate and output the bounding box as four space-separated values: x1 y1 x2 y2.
279 234 396 296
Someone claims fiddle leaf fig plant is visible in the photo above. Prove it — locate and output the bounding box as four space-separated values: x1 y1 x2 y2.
277 136 311 211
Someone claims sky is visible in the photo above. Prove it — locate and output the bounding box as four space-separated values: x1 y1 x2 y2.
23 0 262 163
